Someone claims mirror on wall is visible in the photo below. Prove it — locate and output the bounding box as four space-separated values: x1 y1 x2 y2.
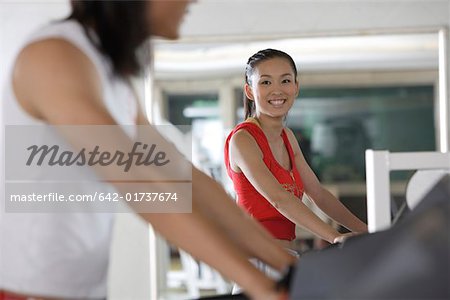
150 32 440 298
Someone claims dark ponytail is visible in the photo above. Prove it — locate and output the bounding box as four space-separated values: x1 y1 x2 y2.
244 48 298 119
68 0 150 78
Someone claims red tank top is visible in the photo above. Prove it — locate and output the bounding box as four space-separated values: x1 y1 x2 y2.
224 122 304 240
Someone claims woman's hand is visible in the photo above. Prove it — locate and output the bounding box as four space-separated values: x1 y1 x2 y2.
333 232 362 244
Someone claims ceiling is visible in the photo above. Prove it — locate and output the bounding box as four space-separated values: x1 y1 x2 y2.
151 0 447 80
153 33 438 80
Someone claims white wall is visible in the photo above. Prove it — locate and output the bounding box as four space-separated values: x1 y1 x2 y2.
181 0 450 40
0 1 70 94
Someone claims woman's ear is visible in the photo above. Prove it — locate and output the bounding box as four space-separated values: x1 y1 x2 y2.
295 79 300 97
244 83 255 100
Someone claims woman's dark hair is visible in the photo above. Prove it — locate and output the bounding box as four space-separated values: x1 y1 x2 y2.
68 0 150 77
244 48 298 120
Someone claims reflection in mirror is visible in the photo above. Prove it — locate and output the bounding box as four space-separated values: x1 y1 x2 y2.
150 32 440 298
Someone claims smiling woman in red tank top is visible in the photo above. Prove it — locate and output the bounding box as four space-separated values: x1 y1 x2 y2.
225 49 367 250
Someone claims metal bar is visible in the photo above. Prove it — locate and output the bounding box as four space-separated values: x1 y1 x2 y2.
389 152 450 170
366 150 391 233
438 28 449 152
176 26 447 44
366 150 450 233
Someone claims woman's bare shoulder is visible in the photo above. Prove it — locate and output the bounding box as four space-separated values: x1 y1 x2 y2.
13 38 104 123
229 126 257 148
14 37 98 84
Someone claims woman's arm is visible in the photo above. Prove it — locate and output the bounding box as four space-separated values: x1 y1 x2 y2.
229 129 344 243
285 129 367 233
192 167 296 268
11 39 286 299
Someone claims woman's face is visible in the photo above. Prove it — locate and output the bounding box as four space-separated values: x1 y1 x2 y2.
245 57 299 119
148 0 193 40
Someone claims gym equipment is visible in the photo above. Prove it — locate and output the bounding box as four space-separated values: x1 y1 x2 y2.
198 172 449 300
290 175 449 300
365 150 450 232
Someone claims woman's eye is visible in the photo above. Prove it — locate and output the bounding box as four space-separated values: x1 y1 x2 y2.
260 80 271 85
282 79 291 83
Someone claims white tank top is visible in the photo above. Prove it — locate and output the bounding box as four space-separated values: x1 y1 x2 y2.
0 20 138 298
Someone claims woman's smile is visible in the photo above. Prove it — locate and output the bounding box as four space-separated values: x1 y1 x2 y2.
268 98 287 107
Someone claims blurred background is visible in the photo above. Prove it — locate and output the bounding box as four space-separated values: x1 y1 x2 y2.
1 0 449 299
